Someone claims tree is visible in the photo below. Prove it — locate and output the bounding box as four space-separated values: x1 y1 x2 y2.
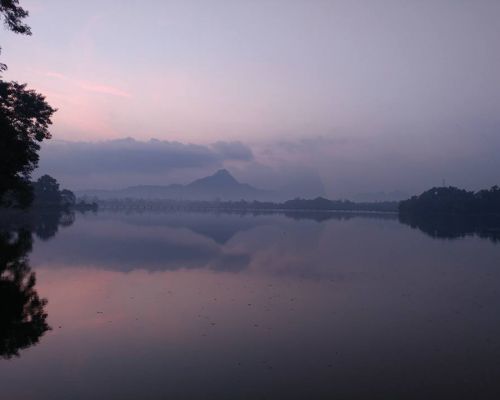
33 174 62 207
61 189 76 208
0 1 56 208
0 0 31 71
399 186 500 215
0 0 30 34
0 83 56 207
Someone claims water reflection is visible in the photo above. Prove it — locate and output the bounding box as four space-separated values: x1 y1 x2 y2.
29 211 340 274
0 210 74 358
399 213 500 243
1 209 500 399
29 210 500 279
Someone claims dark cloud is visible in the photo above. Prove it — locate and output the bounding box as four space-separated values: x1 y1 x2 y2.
38 138 253 176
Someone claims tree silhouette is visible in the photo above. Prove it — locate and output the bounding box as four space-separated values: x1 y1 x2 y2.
61 189 76 208
0 0 31 71
399 186 500 215
0 0 31 34
0 1 56 208
33 175 62 207
0 83 56 208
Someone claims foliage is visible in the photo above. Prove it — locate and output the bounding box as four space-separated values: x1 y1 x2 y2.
0 82 56 207
0 0 31 71
399 186 500 215
32 175 78 210
0 0 30 35
0 1 56 209
60 189 76 207
33 174 61 206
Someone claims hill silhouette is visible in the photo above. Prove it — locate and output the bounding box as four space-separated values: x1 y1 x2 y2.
78 169 272 201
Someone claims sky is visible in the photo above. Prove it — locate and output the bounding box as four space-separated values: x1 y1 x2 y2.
2 0 500 198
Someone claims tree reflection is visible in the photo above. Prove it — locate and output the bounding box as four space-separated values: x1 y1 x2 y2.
0 228 49 358
0 210 74 358
399 213 500 243
33 211 75 241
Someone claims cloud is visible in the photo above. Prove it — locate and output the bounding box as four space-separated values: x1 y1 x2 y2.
45 71 131 98
45 71 67 80
78 82 131 98
38 138 254 185
248 130 500 198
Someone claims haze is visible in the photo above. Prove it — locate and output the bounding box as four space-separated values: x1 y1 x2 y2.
3 0 500 199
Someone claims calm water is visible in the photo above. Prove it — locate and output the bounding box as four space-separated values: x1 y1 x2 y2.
1 210 500 399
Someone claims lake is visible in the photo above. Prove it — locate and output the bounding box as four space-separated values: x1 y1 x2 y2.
1 210 500 399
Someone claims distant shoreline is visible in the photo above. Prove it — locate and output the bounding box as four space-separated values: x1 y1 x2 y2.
92 197 399 213
97 204 399 215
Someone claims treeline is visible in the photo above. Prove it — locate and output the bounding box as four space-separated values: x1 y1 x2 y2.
11 174 97 212
95 196 399 212
399 186 500 215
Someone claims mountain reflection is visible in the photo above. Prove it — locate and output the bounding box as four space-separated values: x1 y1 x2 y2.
30 209 500 280
399 213 500 243
0 210 75 359
103 209 398 243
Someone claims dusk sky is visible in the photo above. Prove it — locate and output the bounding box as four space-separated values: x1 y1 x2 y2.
3 0 500 198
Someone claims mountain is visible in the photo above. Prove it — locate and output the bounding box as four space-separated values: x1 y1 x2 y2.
77 169 272 201
184 169 266 199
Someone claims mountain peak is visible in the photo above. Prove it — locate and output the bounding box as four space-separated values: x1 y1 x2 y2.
213 169 235 179
208 169 238 184
188 169 239 188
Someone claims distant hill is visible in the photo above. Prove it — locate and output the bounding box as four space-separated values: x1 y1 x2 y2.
77 169 273 201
